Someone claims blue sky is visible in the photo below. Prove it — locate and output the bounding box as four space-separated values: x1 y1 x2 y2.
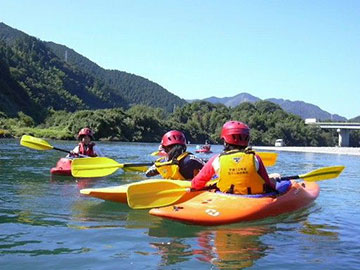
1 0 359 119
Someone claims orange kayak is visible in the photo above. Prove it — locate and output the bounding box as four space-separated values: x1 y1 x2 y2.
149 181 320 226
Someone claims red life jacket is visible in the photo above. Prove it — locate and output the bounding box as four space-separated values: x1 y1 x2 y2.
78 142 97 157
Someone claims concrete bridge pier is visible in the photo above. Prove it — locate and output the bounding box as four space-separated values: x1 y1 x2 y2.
305 120 360 147
337 128 350 147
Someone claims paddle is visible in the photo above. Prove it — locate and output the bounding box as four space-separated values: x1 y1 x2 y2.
127 179 217 209
277 165 345 182
71 152 278 178
71 157 153 177
127 165 345 209
20 135 72 154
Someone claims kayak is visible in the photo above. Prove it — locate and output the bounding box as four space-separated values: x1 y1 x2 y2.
195 148 213 154
195 144 212 153
80 179 199 204
50 157 72 176
149 181 320 226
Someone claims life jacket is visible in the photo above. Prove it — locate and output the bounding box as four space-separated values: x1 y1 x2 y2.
154 152 190 180
217 150 266 195
78 142 96 157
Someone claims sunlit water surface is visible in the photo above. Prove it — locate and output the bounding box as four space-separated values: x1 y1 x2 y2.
1 139 359 269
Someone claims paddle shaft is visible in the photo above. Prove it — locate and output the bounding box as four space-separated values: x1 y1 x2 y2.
53 146 71 154
123 162 153 167
53 146 90 158
278 175 299 181
277 165 344 182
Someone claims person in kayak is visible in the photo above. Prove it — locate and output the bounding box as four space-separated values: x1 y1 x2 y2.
191 121 290 194
69 127 103 157
146 130 204 180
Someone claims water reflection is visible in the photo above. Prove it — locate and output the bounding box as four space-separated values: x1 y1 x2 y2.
197 226 273 269
146 206 341 269
299 221 339 238
70 200 130 227
148 223 273 269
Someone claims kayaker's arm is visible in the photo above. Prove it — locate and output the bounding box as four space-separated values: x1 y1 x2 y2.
191 155 218 190
255 154 276 191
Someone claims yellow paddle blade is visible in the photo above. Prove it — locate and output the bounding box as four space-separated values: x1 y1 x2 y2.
299 165 345 182
127 179 191 209
80 184 130 203
20 135 54 151
127 179 218 209
123 166 149 173
257 152 277 167
71 157 123 178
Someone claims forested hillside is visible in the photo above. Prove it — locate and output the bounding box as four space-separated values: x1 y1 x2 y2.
45 42 185 112
0 38 127 121
0 22 186 121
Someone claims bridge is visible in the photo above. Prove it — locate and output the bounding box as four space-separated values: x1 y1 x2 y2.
305 119 360 147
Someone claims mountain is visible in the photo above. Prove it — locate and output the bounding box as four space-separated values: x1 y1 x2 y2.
0 22 27 44
204 93 260 107
0 22 186 120
195 92 347 121
266 98 347 121
350 116 360 122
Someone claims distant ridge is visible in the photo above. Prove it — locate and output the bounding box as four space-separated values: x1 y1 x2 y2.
204 93 260 107
191 92 347 121
266 98 346 121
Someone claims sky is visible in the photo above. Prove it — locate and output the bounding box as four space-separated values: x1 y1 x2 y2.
1 0 359 119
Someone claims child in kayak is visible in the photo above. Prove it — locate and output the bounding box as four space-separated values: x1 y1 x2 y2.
69 127 103 157
191 121 290 194
146 130 204 180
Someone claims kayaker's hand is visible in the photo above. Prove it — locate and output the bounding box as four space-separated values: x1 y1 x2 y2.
268 173 281 186
207 183 218 190
68 151 79 157
145 166 159 177
244 147 255 155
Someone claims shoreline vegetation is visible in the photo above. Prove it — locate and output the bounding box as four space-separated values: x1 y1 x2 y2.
2 101 359 147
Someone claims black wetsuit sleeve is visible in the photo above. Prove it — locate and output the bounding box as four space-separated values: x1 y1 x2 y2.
179 155 205 180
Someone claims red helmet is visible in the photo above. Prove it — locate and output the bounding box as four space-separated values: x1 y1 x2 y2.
221 121 250 146
78 127 94 140
161 130 186 147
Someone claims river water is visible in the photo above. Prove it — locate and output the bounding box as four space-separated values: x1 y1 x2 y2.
1 139 359 269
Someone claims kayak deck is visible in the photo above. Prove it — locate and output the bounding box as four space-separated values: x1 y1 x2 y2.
149 181 320 226
79 179 200 205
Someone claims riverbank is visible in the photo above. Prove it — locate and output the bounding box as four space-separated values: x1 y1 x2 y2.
253 146 360 156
